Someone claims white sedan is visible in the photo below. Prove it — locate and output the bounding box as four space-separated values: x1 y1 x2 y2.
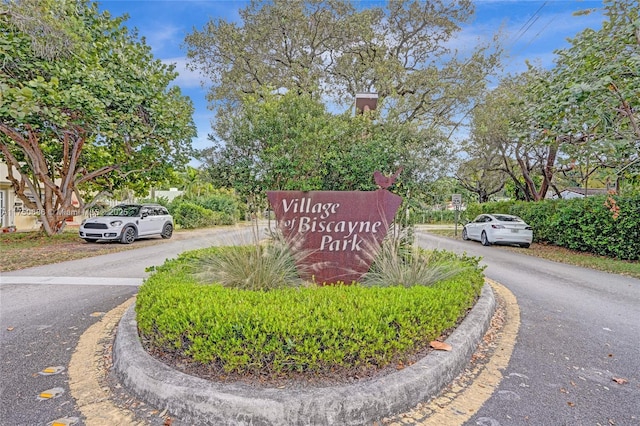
462 213 533 248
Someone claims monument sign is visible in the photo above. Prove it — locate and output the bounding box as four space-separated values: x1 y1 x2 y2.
267 181 402 285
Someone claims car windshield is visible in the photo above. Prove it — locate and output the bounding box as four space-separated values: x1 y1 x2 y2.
494 214 523 222
103 205 141 217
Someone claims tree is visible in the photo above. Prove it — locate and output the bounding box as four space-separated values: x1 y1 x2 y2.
188 0 503 217
179 166 214 198
202 90 332 194
463 2 640 201
0 0 196 235
185 0 501 132
535 0 640 194
548 0 640 193
464 68 560 201
200 88 451 212
456 158 505 203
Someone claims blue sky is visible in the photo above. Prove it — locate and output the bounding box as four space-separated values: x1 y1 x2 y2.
96 1 606 153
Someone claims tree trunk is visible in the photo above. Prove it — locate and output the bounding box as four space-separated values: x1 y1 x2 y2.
1 123 124 235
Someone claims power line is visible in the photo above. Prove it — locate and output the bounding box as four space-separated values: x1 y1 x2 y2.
523 16 557 52
511 1 547 47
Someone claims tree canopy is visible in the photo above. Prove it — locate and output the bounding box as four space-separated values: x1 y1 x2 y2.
199 88 454 214
187 0 503 212
464 0 639 201
185 0 501 129
0 0 196 234
186 0 500 121
548 0 640 192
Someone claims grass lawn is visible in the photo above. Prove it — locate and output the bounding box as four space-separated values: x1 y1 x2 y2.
0 227 171 272
425 228 640 280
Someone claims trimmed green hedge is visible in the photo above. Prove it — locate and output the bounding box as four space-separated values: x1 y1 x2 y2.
136 247 485 376
464 195 640 260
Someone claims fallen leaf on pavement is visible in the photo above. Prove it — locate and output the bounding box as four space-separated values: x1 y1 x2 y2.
430 341 452 351
612 377 628 385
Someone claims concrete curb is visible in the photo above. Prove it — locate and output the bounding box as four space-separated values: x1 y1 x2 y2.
113 283 496 425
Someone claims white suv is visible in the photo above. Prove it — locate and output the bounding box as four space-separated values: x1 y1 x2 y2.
79 204 173 244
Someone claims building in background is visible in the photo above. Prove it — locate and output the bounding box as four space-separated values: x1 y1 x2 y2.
547 187 609 199
0 161 82 231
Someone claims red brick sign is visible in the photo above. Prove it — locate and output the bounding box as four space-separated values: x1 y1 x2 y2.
267 189 402 285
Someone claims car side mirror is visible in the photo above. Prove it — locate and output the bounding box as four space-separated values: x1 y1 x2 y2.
141 211 148 218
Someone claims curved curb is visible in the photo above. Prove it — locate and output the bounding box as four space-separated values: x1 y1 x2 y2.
113 283 496 426
392 279 520 425
68 297 144 426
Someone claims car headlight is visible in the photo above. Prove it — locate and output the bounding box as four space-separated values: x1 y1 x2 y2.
110 220 123 227
81 219 87 225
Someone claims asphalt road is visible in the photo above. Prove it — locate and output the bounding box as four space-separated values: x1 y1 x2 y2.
1 227 638 425
415 232 640 426
0 226 255 426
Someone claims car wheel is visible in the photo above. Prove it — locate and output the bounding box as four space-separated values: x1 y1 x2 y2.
161 223 173 239
520 243 530 248
120 226 136 244
84 238 97 243
462 228 469 241
481 231 491 246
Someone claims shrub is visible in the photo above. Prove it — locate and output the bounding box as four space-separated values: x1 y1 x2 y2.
136 245 485 377
463 199 517 223
189 190 240 220
194 237 310 290
171 201 223 229
362 238 481 287
546 195 640 260
186 191 241 225
168 189 242 228
411 209 458 224
137 196 170 207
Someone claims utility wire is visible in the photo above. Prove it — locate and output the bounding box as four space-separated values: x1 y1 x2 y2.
511 1 547 47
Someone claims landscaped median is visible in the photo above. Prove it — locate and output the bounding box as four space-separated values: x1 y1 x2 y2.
113 244 493 424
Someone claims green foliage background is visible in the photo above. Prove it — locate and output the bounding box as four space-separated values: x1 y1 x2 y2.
1 0 196 234
168 189 242 228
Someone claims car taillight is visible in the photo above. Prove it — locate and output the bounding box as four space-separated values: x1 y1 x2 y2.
491 224 505 229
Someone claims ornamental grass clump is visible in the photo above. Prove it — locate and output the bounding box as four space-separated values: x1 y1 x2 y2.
361 233 471 288
194 231 311 290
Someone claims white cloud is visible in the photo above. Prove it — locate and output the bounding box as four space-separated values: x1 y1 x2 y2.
140 23 182 54
162 57 204 89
